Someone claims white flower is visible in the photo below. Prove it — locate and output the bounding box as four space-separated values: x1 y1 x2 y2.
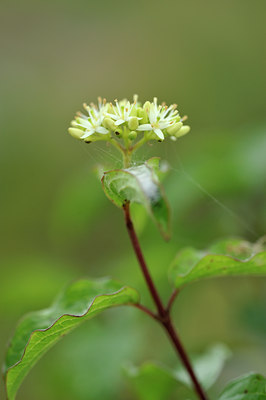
137 98 179 140
76 98 109 139
107 99 141 126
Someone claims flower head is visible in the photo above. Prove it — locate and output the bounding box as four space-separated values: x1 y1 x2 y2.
68 95 190 161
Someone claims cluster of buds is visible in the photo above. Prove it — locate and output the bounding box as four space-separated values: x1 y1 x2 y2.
68 95 190 145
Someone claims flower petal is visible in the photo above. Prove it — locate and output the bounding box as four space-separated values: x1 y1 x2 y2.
106 113 119 120
137 124 152 131
77 119 92 129
114 119 125 126
96 126 109 134
154 128 164 140
159 121 173 130
81 130 95 139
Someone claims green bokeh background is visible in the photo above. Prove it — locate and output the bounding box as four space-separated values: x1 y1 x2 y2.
1 0 266 399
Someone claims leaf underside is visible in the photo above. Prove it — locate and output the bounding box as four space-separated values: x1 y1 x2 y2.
176 343 231 390
169 238 266 288
3 278 139 400
125 343 230 400
102 157 170 240
125 362 194 400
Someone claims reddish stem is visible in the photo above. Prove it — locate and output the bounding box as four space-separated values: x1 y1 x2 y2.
123 202 208 400
133 304 159 321
166 289 179 313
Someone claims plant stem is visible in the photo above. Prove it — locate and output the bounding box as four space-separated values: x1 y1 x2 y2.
123 202 165 318
166 289 179 313
133 304 159 321
123 202 208 400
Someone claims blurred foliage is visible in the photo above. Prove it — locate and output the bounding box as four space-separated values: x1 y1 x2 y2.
1 0 266 398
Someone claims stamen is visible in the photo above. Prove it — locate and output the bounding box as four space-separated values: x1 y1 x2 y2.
133 94 138 104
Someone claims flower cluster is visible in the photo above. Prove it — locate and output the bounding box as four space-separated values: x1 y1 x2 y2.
68 96 190 147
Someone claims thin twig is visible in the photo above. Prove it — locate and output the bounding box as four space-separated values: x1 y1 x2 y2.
166 289 179 314
133 304 159 321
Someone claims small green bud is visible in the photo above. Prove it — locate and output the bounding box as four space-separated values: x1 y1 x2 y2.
143 101 151 113
137 107 148 124
130 105 138 117
128 131 137 140
166 122 183 135
128 117 139 131
176 125 190 138
68 127 84 140
106 103 114 113
103 117 116 131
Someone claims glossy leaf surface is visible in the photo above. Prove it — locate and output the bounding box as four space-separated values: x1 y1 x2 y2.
4 278 139 400
170 238 266 288
218 373 266 400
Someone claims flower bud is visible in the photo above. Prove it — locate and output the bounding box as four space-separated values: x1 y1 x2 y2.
68 127 84 140
128 131 137 140
130 105 138 117
143 101 151 113
137 107 148 124
128 117 139 131
103 117 116 131
176 125 190 138
166 122 183 136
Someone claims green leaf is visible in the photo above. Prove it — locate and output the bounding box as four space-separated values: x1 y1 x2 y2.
176 343 231 390
102 157 170 239
169 238 266 288
3 278 139 400
125 362 195 400
218 373 266 400
125 345 230 400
